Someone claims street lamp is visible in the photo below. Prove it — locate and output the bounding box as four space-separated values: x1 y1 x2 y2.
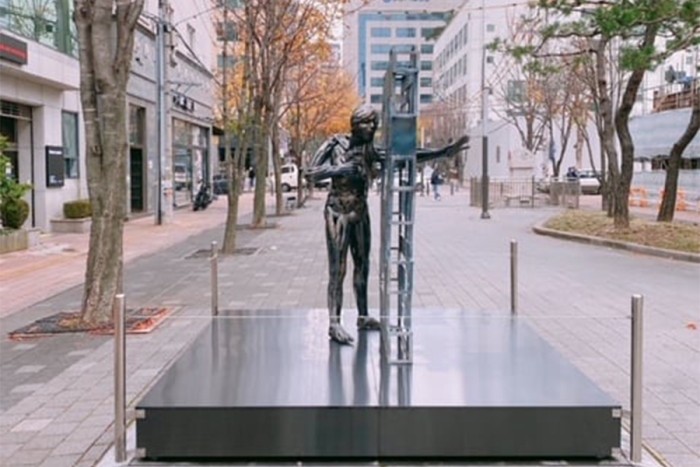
480 0 490 219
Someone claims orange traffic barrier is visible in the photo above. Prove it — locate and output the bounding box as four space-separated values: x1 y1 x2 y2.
677 189 687 211
629 187 649 207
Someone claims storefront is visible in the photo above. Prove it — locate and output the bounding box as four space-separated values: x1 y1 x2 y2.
172 118 210 207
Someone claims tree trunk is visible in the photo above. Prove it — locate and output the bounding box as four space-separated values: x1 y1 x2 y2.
658 96 700 222
271 123 283 215
74 0 143 325
252 110 268 227
594 38 620 219
613 24 658 229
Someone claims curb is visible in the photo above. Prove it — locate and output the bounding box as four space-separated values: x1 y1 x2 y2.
533 223 700 264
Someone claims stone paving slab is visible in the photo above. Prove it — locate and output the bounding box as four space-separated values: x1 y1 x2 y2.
1 191 698 467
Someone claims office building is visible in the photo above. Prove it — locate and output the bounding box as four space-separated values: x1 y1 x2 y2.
342 0 465 108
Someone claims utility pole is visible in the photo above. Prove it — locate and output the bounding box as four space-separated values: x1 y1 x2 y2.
156 0 173 225
222 3 232 193
480 0 490 219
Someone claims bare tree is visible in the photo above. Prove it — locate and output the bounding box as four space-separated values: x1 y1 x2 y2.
657 89 700 222
538 0 700 228
73 0 144 324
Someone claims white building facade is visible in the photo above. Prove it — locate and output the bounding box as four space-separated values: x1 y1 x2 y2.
431 1 699 183
343 0 465 108
0 0 216 231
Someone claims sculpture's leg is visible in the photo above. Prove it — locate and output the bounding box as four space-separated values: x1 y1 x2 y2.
351 209 380 331
325 207 354 344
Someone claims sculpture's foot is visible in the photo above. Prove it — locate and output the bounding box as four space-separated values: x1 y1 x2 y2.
357 315 381 331
329 323 354 345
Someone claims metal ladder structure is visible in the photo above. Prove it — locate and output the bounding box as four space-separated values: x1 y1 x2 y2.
379 48 419 365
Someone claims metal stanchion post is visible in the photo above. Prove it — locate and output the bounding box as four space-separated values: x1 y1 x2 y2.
211 241 219 316
114 294 126 463
510 240 518 315
631 294 643 463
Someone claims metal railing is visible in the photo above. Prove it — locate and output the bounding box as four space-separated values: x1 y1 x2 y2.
470 176 542 208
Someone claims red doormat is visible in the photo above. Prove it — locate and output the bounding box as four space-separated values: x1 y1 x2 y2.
8 307 175 340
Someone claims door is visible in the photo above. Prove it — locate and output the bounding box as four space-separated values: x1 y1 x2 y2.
130 148 144 212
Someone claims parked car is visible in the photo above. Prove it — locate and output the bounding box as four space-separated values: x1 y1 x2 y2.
578 169 601 195
213 174 229 195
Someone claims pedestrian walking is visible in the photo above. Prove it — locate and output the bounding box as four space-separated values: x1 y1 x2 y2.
430 169 444 200
248 168 255 191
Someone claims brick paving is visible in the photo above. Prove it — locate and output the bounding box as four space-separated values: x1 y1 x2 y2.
1 190 698 467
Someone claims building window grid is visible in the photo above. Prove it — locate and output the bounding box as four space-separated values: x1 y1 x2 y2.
359 11 455 101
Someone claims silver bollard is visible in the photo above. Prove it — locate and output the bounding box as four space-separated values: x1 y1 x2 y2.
631 294 643 463
211 241 219 316
510 240 518 315
114 294 127 463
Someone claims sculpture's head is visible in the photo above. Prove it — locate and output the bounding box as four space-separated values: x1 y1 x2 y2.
350 105 378 142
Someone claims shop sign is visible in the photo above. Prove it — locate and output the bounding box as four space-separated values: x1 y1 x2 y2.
46 146 65 188
0 33 28 65
173 93 195 113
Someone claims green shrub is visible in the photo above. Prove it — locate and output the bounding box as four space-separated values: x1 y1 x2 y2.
0 137 32 230
63 199 92 219
1 198 29 229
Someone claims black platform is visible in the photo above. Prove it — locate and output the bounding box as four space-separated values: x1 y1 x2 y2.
136 309 621 460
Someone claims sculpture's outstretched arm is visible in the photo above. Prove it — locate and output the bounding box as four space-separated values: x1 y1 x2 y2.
416 135 469 164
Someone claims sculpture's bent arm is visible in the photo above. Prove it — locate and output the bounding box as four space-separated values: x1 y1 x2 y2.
305 161 361 181
309 135 348 168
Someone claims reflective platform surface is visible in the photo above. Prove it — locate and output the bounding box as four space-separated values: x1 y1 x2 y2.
136 309 621 460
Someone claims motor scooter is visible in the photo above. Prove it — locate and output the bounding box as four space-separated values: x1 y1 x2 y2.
193 180 213 211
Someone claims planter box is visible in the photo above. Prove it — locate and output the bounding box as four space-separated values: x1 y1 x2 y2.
0 229 28 254
51 217 92 234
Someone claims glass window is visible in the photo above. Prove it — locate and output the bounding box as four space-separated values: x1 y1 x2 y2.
393 44 414 53
129 105 144 146
1 0 76 57
62 112 79 178
487 24 496 33
172 119 192 145
370 77 384 87
371 44 392 54
420 61 432 71
421 44 434 55
422 27 440 39
420 94 433 104
420 77 432 87
371 27 391 38
395 27 416 38
370 95 382 104
371 61 389 71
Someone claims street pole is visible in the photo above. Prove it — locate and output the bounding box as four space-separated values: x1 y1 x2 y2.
480 0 490 219
156 0 173 225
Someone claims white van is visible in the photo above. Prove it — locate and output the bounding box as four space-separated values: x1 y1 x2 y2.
280 164 300 192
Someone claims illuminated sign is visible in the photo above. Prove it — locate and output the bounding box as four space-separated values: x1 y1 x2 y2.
0 33 28 65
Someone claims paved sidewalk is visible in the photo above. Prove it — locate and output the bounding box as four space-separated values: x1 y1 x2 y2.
0 194 254 318
1 191 698 467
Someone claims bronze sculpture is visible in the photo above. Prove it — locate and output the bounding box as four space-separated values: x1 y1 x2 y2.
305 105 468 345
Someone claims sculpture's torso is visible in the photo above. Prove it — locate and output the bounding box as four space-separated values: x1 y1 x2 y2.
325 138 377 221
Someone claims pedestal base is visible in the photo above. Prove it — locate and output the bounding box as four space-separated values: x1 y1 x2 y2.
136 309 620 460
